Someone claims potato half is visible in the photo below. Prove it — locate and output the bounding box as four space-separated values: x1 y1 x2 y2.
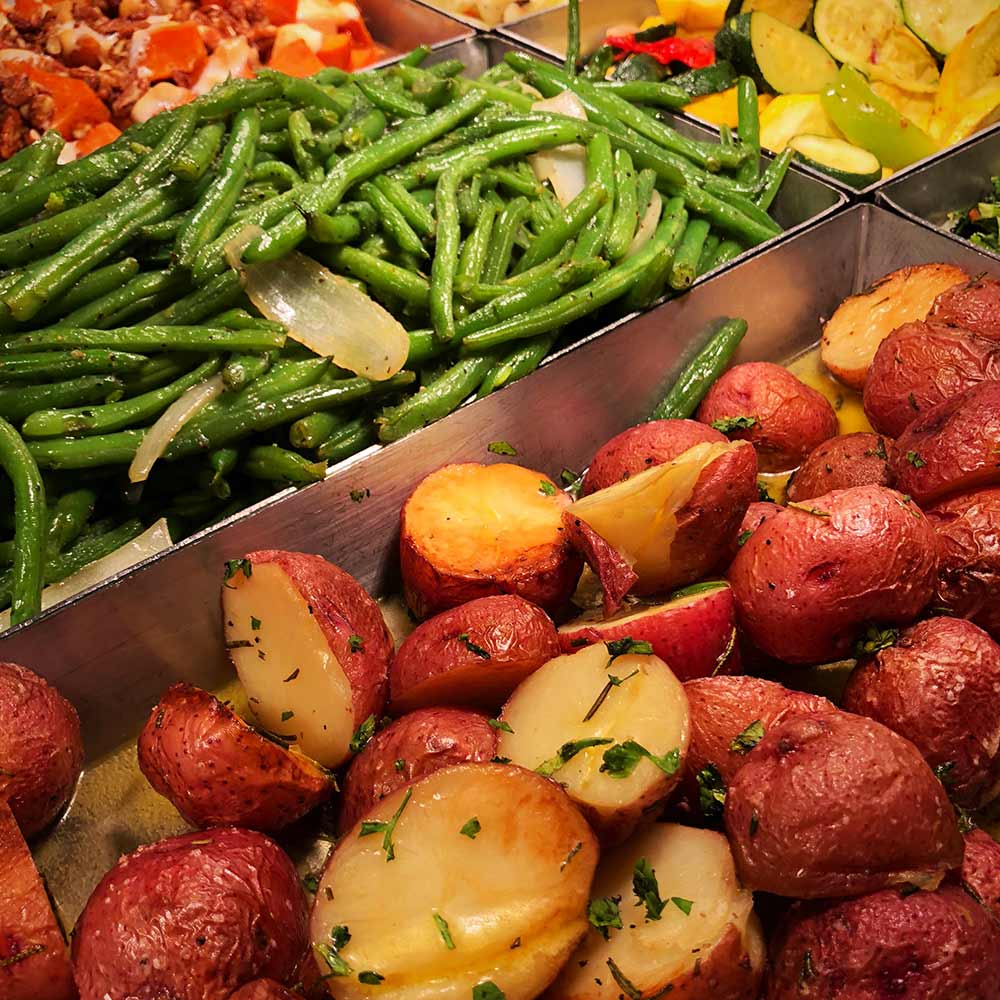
498 644 690 844
311 763 598 1000
546 823 765 1000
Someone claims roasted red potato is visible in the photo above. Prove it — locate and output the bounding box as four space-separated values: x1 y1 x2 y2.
785 432 893 502
724 712 963 898
312 763 598 1000
927 487 1000 639
138 683 334 831
229 982 298 1000
820 262 969 389
72 826 309 1000
389 595 559 713
961 828 1000 921
222 550 393 769
338 706 497 833
891 381 1000 504
571 440 756 596
498 643 690 844
680 676 835 817
728 485 938 664
0 799 75 1000
581 418 728 494
547 823 764 1000
557 581 738 682
930 274 1000 341
695 361 838 472
862 321 1000 436
843 617 1000 809
766 884 1000 999
0 661 83 839
400 463 581 619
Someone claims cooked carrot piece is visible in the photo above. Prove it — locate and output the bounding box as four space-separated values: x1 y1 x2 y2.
140 23 207 83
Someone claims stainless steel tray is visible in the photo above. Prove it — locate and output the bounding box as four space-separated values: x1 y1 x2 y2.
877 122 1000 261
360 0 475 62
411 0 568 31
6 204 1000 930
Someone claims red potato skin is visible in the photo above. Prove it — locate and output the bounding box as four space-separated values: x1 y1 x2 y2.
862 322 1000 437
0 661 83 839
931 275 1000 342
724 712 963 899
891 381 1000 505
766 885 1000 1000
0 799 75 1000
137 683 334 831
961 828 1000 920
695 361 838 473
242 550 393 727
338 707 497 833
389 595 560 714
728 486 938 664
843 617 1000 809
785 432 894 502
926 487 1000 639
562 512 637 617
581 419 727 494
72 827 309 1000
228 981 298 1000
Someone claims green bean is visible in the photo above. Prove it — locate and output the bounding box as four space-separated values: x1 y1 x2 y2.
457 175 483 230
0 141 45 194
669 219 711 290
573 132 616 262
457 243 576 302
697 233 721 276
288 109 324 182
399 45 432 67
58 270 186 329
0 375 121 422
355 74 427 119
22 356 223 439
359 180 427 257
3 325 285 355
176 108 260 269
428 58 465 78
29 259 140 327
482 196 531 283
431 156 490 343
173 123 226 182
27 430 145 469
360 233 392 260
45 488 97 555
755 149 793 211
0 418 45 624
681 183 778 245
250 160 301 189
736 76 760 186
308 211 363 245
0 350 148 382
343 108 389 152
477 331 558 397
258 131 291 155
120 355 191 395
316 414 375 462
208 311 284 333
515 181 606 275
592 80 689 109
243 444 326 484
144 270 244 326
222 357 330 410
372 175 436 238
377 355 495 442
322 246 430 309
565 0 581 74
206 447 239 498
624 196 687 309
18 131 64 190
222 352 274 392
290 410 343 451
457 77 534 112
141 213 194 242
456 198 499 288
605 149 639 262
712 238 744 267
257 69 353 116
649 318 748 421
635 168 657 217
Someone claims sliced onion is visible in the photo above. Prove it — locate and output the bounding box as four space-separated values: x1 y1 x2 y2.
0 519 172 632
225 227 409 381
530 91 589 206
128 375 224 484
627 190 663 258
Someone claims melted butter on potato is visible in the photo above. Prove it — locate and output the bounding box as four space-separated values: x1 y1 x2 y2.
312 763 598 1000
223 563 354 768
786 347 872 435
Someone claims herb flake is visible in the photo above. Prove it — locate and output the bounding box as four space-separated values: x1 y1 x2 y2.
587 896 623 940
460 817 481 838
536 738 614 777
632 858 666 921
487 440 517 456
358 787 412 861
433 913 456 950
600 740 680 779
696 764 726 819
730 719 764 755
350 714 377 753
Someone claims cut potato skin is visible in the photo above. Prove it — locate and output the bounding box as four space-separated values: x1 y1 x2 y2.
312 763 598 1000
0 799 75 1000
138 683 334 831
0 661 83 839
72 827 309 1000
862 322 1000 437
766 885 1000 1000
399 463 581 619
498 644 690 844
843 617 1000 809
229 981 299 1000
338 707 498 833
546 824 765 1000
389 595 560 714
696 361 838 472
931 275 1000 342
820 263 969 389
222 550 393 769
891 381 1000 505
961 828 1000 921
785 432 893 502
561 512 638 617
728 485 938 664
724 712 963 899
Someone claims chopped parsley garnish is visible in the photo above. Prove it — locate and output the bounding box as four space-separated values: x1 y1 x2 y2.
737 529 752 547
350 488 370 503
587 896 623 940
433 913 456 950
472 981 505 1000
632 858 666 920
854 624 898 658
582 668 639 722
281 710 294 722
250 616 261 630
696 764 726 819
758 482 773 502
349 714 378 753
711 415 757 433
561 467 584 498
488 718 513 733
671 897 693 916
331 925 351 949
606 637 654 659
348 634 365 653
222 558 252 588
561 841 583 871
946 176 1000 253
536 738 614 777
359 787 412 861
359 971 384 985
606 957 641 1000
538 480 557 496
487 440 517 456
730 720 765 755
600 741 680 779
905 450 926 469
394 759 406 773
458 633 491 659
934 761 956 785
460 817 481 839
315 943 352 977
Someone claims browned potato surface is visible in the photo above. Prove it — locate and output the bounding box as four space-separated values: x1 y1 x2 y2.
930 275 1000 341
724 712 963 898
962 828 1000 921
785 432 893 502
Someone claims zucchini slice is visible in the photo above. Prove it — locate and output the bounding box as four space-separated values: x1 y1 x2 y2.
902 0 1000 56
788 133 882 186
813 0 902 66
716 11 838 93
867 26 940 92
739 0 813 29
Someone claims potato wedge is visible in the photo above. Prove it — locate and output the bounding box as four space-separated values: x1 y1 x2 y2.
0 800 75 1000
820 263 968 389
222 550 393 769
498 643 689 844
311 763 598 1000
546 823 764 1000
400 463 581 619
